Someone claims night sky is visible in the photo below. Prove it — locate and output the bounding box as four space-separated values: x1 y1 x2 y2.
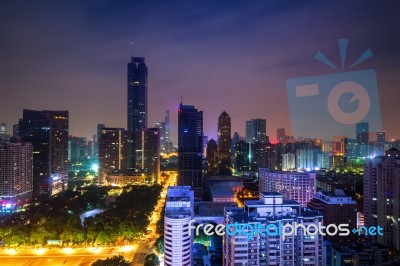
1 1 400 142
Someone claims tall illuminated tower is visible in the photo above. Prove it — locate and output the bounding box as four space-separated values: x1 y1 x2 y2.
178 103 203 199
127 57 148 169
218 111 231 175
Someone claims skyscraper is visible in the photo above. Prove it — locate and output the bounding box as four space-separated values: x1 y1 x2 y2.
206 139 218 175
217 111 231 175
375 130 386 156
136 128 160 181
165 110 172 153
155 122 166 153
164 186 194 266
19 109 68 198
364 148 400 249
0 122 9 143
245 118 267 144
356 122 369 157
277 128 286 143
127 57 148 168
12 124 19 138
0 123 6 135
0 141 33 213
98 127 127 180
178 103 203 199
246 118 267 167
234 139 249 173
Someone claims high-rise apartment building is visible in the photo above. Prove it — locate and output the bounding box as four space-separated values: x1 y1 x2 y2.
0 141 33 213
308 189 357 240
135 128 160 180
277 128 286 143
19 109 68 197
0 123 9 144
356 122 369 157
164 186 194 266
364 148 400 249
375 130 386 156
98 127 127 178
259 168 316 207
165 110 172 153
282 153 296 171
68 136 88 162
246 118 267 144
155 122 166 154
178 103 203 199
218 111 231 175
223 192 323 266
12 124 19 138
234 139 250 173
127 57 148 168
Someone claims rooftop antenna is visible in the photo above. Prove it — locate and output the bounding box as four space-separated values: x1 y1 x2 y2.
180 95 183 105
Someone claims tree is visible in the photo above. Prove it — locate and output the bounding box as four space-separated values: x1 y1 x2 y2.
154 236 164 254
144 253 159 266
60 216 85 244
95 230 112 245
30 226 51 245
91 255 130 266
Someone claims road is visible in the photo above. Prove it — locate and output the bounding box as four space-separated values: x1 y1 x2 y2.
0 247 122 266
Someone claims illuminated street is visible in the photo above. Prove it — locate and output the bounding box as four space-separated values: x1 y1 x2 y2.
131 170 177 265
0 246 133 266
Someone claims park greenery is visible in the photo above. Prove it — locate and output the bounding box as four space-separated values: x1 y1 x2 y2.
0 184 162 247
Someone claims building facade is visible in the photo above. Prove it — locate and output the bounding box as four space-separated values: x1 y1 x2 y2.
178 103 204 199
223 192 323 266
206 139 218 175
19 109 68 197
98 127 127 181
135 128 160 181
0 141 33 213
356 122 369 158
218 111 231 175
164 186 194 266
127 57 148 168
259 168 316 207
364 148 400 249
307 190 357 240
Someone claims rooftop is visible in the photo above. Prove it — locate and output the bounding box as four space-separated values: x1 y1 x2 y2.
210 186 234 197
196 202 237 217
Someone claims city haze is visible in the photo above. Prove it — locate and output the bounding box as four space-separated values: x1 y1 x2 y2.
1 1 400 141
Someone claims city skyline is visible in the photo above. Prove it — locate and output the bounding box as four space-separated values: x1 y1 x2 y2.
1 1 400 141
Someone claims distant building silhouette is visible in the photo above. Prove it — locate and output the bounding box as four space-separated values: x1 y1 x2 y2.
206 139 218 175
218 111 231 175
